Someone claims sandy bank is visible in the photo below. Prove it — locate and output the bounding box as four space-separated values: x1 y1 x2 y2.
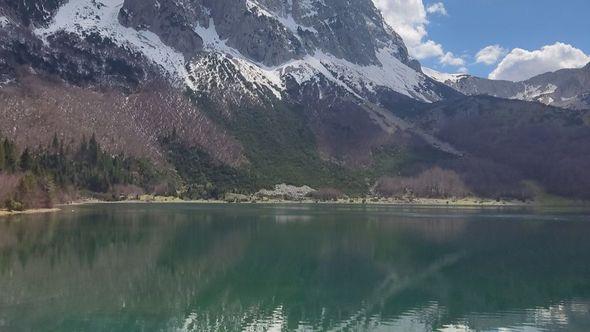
0 208 61 217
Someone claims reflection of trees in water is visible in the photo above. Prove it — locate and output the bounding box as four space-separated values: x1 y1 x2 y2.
0 206 251 331
0 207 162 270
0 205 589 331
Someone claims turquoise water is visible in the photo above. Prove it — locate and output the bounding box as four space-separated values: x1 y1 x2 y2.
0 204 589 331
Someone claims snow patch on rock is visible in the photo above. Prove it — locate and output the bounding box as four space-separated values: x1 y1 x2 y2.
192 20 285 99
513 84 558 103
0 16 10 28
246 0 317 34
298 0 323 19
34 0 188 84
189 20 438 103
423 67 469 84
32 0 443 103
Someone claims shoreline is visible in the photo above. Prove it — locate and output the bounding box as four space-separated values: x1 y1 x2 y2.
0 208 61 217
0 196 590 218
64 195 590 209
64 196 534 207
4 196 588 218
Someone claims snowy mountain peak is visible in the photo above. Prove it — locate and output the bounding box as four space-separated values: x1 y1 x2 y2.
423 67 470 84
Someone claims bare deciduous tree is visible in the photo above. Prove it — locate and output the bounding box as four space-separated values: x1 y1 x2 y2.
310 188 344 201
376 167 469 199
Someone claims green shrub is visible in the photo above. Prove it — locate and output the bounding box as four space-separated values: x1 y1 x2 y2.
4 199 24 212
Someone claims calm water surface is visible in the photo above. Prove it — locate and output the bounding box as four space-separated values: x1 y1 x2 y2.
0 204 589 331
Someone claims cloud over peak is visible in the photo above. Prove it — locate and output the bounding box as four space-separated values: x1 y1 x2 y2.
476 45 507 65
489 42 590 81
372 0 427 53
440 52 465 66
372 0 461 68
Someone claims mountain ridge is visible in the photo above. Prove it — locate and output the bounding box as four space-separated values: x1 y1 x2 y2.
426 63 590 110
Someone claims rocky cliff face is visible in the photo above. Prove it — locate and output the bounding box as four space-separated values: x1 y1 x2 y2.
0 0 66 26
119 0 415 67
122 0 450 107
0 0 458 165
11 0 452 106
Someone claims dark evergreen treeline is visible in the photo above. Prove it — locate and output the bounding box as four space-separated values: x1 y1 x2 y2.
0 134 159 210
160 129 254 200
0 138 19 173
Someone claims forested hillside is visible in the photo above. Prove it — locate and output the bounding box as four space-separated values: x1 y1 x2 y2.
1 0 589 208
0 134 163 210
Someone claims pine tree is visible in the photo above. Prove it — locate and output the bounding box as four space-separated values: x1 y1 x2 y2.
0 139 5 171
51 133 59 154
88 134 99 166
3 139 18 172
78 135 88 162
19 148 33 171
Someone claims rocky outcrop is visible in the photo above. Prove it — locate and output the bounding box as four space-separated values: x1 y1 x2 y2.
118 0 204 60
256 184 316 200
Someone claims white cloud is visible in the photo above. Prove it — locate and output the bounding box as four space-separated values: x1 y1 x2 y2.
426 2 447 16
440 52 465 66
475 45 507 65
489 42 590 81
372 0 428 52
372 0 462 68
412 40 444 59
457 66 469 74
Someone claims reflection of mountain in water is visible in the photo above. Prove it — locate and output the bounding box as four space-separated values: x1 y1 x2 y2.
0 204 589 331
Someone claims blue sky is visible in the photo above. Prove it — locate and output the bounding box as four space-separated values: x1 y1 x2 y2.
373 0 590 81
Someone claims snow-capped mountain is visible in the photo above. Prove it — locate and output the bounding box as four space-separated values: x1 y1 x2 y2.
119 0 453 103
0 0 458 166
1 0 457 105
426 64 590 110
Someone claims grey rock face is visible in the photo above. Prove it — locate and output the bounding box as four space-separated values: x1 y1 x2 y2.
114 0 454 107
0 23 157 91
0 0 66 26
119 0 305 66
205 0 306 66
1 0 453 106
445 76 525 98
524 63 590 110
118 0 204 60
119 0 414 68
0 0 459 113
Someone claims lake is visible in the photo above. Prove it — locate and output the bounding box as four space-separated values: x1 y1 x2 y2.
0 204 589 331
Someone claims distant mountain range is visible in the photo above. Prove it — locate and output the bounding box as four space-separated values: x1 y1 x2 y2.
1 0 589 200
424 63 590 110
